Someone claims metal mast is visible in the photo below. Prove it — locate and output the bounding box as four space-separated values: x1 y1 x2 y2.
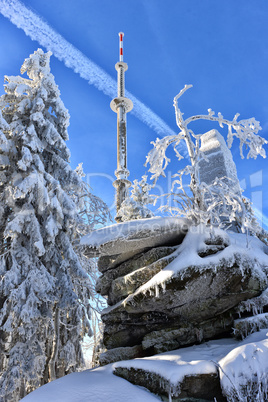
111 32 133 223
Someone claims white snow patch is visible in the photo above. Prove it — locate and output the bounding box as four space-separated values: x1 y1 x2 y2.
21 330 268 402
21 365 160 402
219 335 268 400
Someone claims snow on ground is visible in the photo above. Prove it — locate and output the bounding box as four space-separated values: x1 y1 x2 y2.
114 329 268 392
21 329 268 402
219 334 268 400
21 365 160 402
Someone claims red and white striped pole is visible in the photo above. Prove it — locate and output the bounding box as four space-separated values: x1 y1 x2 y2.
119 32 124 62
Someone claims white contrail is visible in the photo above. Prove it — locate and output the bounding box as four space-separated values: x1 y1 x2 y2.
0 0 185 148
252 207 268 231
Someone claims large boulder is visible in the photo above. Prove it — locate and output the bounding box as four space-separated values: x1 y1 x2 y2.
83 218 268 365
114 367 227 402
102 254 266 350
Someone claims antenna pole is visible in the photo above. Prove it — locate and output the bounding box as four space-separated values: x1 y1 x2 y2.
110 32 133 223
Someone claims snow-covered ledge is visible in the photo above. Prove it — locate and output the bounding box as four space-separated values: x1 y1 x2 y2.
80 216 189 257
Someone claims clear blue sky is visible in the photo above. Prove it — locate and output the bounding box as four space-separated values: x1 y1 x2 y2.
0 0 267 227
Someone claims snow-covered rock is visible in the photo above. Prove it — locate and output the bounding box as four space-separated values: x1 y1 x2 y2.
96 246 177 303
97 225 268 363
21 330 268 402
81 216 189 257
233 313 268 339
219 335 268 401
113 329 268 402
102 251 265 351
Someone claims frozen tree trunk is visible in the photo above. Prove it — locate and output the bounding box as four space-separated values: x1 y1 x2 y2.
48 306 60 381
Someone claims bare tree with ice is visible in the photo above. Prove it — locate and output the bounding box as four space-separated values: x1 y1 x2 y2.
146 85 267 234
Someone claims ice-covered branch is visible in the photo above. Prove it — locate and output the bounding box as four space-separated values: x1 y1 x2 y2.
184 112 265 159
146 84 267 232
173 85 266 160
173 84 193 128
145 134 183 181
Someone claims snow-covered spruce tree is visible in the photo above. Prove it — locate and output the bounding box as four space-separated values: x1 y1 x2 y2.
0 49 108 401
118 175 154 221
146 85 267 233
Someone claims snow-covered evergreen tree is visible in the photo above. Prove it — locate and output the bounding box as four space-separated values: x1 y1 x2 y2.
0 49 108 401
117 175 154 221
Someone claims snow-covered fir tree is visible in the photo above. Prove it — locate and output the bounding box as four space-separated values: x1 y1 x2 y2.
0 49 108 401
117 175 154 221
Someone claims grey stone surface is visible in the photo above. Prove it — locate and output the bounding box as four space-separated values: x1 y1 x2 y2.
96 246 177 297
108 253 177 305
102 256 265 350
97 248 149 273
235 288 268 316
99 345 144 366
233 313 268 340
114 366 227 402
142 313 234 354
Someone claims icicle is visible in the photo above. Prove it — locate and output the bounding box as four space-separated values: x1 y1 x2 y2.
155 284 159 298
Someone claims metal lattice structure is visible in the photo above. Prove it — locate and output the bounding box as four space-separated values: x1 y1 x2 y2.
110 32 133 223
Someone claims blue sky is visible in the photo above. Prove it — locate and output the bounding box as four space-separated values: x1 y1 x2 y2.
0 0 268 227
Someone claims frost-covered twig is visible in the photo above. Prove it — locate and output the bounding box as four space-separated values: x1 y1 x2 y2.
211 360 244 402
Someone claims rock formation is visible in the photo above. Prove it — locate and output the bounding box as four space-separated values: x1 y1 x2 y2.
78 127 268 401
79 210 268 402
81 217 268 369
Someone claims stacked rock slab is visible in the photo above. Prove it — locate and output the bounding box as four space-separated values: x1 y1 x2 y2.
80 217 267 367
81 217 189 363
